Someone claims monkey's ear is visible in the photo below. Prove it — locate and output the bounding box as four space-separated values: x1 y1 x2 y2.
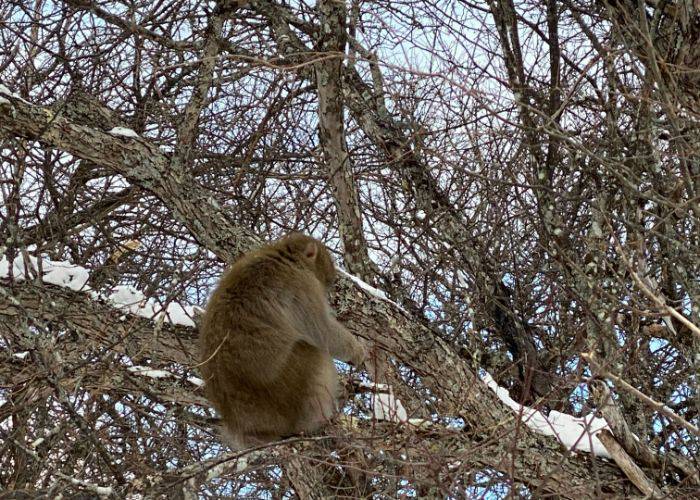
304 241 318 260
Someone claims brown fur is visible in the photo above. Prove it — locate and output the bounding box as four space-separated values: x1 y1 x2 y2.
199 233 367 449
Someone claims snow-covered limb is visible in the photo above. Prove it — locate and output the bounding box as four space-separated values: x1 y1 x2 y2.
157 451 253 489
356 381 433 428
337 268 405 312
163 301 201 327
126 365 203 387
0 83 29 103
127 365 173 379
356 380 406 422
337 268 390 301
481 371 612 458
108 126 139 138
1 253 90 290
0 253 198 327
106 285 199 327
43 260 90 291
54 473 113 497
372 387 409 424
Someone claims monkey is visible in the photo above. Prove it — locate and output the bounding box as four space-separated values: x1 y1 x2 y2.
198 233 368 449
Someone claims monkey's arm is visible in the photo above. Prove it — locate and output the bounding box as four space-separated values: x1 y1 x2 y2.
324 316 367 366
282 283 366 365
292 303 366 364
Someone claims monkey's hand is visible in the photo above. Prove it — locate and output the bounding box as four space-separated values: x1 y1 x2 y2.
349 340 368 367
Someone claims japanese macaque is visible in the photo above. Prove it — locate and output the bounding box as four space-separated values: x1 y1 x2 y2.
199 233 367 449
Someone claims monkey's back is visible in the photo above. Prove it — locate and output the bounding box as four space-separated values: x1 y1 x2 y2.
199 251 338 446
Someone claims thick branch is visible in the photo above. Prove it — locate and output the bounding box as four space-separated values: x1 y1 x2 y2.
315 0 375 282
0 92 632 496
0 92 257 262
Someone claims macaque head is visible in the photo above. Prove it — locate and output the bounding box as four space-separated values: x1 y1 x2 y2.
278 233 337 287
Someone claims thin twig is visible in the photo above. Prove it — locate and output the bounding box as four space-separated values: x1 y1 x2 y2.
583 353 700 437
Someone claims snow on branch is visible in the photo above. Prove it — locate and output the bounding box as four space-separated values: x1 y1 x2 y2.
362 381 432 428
0 253 91 292
481 371 612 458
0 253 200 328
108 126 140 138
337 268 405 311
127 366 173 379
373 389 409 423
54 473 113 497
125 365 205 387
0 83 29 104
106 284 199 327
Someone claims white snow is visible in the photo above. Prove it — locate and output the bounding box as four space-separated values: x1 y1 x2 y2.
481 371 612 458
0 84 29 103
95 486 114 497
13 351 29 360
372 390 409 423
164 302 197 327
65 477 113 497
106 285 197 327
0 254 89 290
107 285 148 315
127 365 204 386
108 126 139 138
127 365 172 379
338 268 405 311
42 260 90 290
447 460 462 470
362 381 414 425
0 254 39 280
1 253 198 328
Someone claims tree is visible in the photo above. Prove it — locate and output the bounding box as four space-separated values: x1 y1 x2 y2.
1 0 698 497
